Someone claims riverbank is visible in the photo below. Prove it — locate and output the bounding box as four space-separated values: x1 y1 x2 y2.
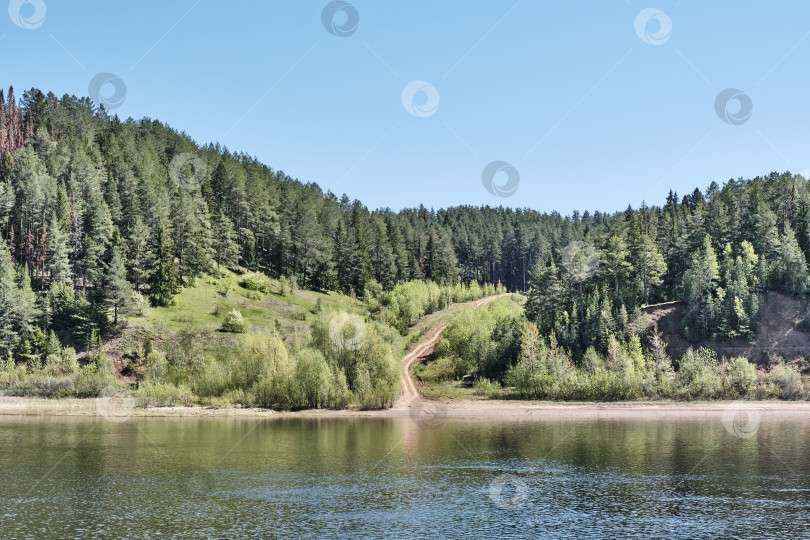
2 395 809 420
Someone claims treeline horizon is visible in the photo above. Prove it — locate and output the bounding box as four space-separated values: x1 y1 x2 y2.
1 85 809 361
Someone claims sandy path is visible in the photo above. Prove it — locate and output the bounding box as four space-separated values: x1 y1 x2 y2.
395 294 509 407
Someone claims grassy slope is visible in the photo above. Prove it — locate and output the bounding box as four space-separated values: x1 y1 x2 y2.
105 270 366 375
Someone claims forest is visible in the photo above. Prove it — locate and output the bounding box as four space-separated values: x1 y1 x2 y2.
0 85 809 405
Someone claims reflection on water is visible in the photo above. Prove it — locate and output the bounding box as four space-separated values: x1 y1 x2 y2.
0 414 808 538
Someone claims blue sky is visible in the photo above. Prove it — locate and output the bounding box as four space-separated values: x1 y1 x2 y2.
4 1 810 214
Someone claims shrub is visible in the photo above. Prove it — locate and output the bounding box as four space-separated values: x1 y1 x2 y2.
676 348 721 399
190 356 228 398
244 289 263 301
328 366 352 409
766 364 804 400
4 374 79 398
292 349 332 409
57 346 76 375
419 355 461 382
130 292 150 316
728 357 757 397
222 387 256 407
145 351 168 382
0 354 13 373
581 347 605 375
221 309 249 333
279 275 297 295
218 278 235 297
229 334 290 390
72 364 116 398
472 377 501 396
354 325 400 408
134 382 195 407
239 272 272 294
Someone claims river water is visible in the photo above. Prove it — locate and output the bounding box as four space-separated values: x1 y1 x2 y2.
0 413 808 539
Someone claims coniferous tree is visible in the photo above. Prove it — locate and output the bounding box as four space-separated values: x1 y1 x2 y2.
215 213 239 268
635 234 666 305
774 228 809 295
46 214 72 285
148 219 179 307
603 233 632 298
101 248 133 324
127 217 152 291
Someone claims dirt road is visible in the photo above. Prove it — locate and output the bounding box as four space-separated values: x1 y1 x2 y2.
395 294 509 407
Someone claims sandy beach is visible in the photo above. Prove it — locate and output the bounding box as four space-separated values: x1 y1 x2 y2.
2 395 809 421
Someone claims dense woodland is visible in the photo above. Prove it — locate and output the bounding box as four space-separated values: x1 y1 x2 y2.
1 85 809 370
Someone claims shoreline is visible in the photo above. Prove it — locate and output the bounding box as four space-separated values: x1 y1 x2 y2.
2 395 810 420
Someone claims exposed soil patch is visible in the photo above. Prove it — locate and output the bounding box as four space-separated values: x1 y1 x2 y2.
644 291 810 365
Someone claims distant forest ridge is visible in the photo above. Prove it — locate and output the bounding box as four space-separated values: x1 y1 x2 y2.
0 85 808 357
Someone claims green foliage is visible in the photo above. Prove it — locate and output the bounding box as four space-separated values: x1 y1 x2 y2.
764 363 804 399
133 382 195 407
148 220 180 307
2 85 810 408
220 309 249 333
728 357 757 396
292 349 332 409
472 377 501 396
435 298 522 379
383 280 493 332
431 296 796 402
239 272 272 294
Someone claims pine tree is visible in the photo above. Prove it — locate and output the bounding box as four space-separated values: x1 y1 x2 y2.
635 234 666 306
368 216 396 289
425 227 458 284
603 233 632 298
682 235 719 305
0 239 21 353
562 241 600 322
46 214 72 285
172 190 213 281
336 222 360 293
148 219 180 307
127 217 152 291
101 248 133 324
775 228 809 295
518 320 541 372
215 213 239 268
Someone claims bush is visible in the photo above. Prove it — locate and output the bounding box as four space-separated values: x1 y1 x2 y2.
292 349 332 409
190 356 228 398
71 364 116 398
130 292 150 316
472 377 501 396
728 357 757 397
229 334 290 389
43 354 61 375
145 351 168 382
60 347 79 375
419 355 463 382
239 272 272 294
278 275 297 295
244 290 263 301
221 310 249 333
218 278 235 297
133 382 195 407
766 364 804 400
581 347 605 375
224 387 256 407
3 373 78 398
676 348 721 399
